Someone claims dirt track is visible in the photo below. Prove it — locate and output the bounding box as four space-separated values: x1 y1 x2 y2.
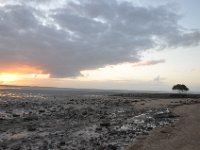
128 103 200 150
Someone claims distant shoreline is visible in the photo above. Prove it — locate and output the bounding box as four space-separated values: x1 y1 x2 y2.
112 93 200 99
1 84 200 98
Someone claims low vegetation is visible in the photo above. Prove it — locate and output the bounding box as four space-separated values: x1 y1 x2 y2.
172 84 189 93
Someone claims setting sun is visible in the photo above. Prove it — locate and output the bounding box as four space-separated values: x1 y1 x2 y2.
0 73 23 83
0 65 49 84
0 73 50 84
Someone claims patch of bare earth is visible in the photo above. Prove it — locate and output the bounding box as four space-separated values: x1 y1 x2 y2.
128 102 200 150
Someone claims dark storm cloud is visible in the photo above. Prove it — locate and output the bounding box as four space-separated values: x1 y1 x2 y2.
0 0 200 77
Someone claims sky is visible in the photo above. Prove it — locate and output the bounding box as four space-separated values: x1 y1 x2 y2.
0 0 200 91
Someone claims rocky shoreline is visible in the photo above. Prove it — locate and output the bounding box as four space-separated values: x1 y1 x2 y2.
0 91 183 150
0 92 195 150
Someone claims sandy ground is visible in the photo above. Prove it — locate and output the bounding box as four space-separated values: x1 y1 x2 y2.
128 102 200 150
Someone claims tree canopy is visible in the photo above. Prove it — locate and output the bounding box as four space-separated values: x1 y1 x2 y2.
172 84 189 93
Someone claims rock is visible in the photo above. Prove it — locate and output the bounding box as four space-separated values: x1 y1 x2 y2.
39 109 45 113
141 131 149 135
160 130 168 134
96 127 102 131
23 116 38 121
107 144 117 150
98 146 105 150
0 94 178 150
147 127 153 131
10 143 21 150
99 115 106 119
132 100 139 102
100 122 110 127
0 143 7 149
27 124 36 131
82 111 87 116
153 112 179 119
123 100 130 104
59 141 65 146
12 114 20 117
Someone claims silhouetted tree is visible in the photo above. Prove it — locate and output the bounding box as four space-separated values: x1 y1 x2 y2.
172 84 189 93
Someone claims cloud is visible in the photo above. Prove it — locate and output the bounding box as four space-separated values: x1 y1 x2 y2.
0 0 200 77
132 59 165 67
153 75 165 82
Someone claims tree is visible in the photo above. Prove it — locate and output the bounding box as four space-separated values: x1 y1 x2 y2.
172 84 189 93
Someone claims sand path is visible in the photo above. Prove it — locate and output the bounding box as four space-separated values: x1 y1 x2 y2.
128 103 200 150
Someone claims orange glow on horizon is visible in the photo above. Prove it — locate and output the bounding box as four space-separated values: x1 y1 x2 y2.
0 65 44 74
0 73 50 84
0 73 22 83
0 65 50 84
